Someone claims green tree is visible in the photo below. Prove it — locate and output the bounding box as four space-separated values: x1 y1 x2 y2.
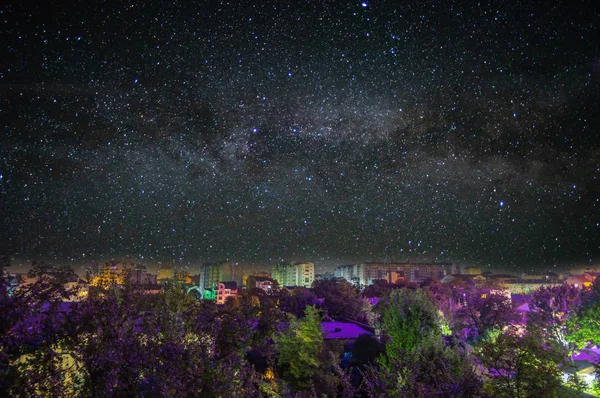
274 305 324 390
372 288 482 396
475 327 565 398
378 288 443 367
567 278 600 349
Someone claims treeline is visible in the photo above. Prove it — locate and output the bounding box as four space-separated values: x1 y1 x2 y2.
1 260 599 397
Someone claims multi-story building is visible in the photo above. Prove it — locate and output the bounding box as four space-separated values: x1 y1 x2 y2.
216 281 238 304
198 261 241 292
157 265 174 282
243 271 270 287
334 265 355 281
338 262 456 286
173 270 192 284
462 266 481 275
272 261 315 288
198 262 224 291
568 264 600 276
90 261 154 286
246 275 277 293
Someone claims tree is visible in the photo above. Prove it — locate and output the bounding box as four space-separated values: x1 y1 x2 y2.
312 277 364 321
0 261 81 396
278 287 318 318
475 327 565 398
372 288 482 396
566 278 600 349
455 290 519 341
362 279 402 298
528 284 582 348
274 305 324 390
378 288 443 367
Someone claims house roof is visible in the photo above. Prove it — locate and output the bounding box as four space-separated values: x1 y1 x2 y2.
321 322 372 340
515 303 531 312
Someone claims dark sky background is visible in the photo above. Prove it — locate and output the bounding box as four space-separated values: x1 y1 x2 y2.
1 0 599 272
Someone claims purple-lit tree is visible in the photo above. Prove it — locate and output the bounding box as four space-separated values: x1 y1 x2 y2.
528 284 582 349
455 290 519 341
0 260 81 396
312 277 365 321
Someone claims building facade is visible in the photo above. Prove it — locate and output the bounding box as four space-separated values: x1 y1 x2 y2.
246 275 277 293
199 262 225 291
157 265 174 282
272 261 315 288
334 265 355 282
216 281 238 304
337 262 456 286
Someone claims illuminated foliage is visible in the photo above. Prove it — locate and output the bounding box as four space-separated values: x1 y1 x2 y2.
274 305 324 390
528 284 582 348
475 327 565 398
567 279 600 349
455 290 519 341
378 288 443 366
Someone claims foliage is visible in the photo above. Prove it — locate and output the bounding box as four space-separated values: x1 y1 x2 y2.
274 305 324 390
312 277 364 321
566 278 600 349
474 327 565 398
528 284 582 348
362 278 411 298
2 261 592 398
378 288 443 367
371 288 484 396
454 290 519 341
278 287 318 318
362 335 483 397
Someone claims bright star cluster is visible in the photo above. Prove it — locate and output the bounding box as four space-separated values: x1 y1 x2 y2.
0 1 598 270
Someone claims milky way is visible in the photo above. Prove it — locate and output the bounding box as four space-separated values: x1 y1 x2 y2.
1 0 599 270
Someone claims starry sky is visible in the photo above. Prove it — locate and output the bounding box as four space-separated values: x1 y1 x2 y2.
1 0 599 271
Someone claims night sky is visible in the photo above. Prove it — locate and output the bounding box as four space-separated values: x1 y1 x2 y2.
1 0 599 271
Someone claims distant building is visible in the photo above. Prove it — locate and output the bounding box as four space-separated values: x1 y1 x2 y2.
243 271 270 287
199 262 240 291
521 272 563 282
157 265 174 282
90 261 154 287
467 272 562 294
216 281 238 304
568 264 600 276
385 271 405 284
342 262 456 286
441 274 476 289
315 272 335 281
246 275 277 293
334 265 355 282
462 266 481 275
565 273 596 289
173 270 192 284
272 261 315 288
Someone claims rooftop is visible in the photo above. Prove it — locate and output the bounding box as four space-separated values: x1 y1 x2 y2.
321 322 372 340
